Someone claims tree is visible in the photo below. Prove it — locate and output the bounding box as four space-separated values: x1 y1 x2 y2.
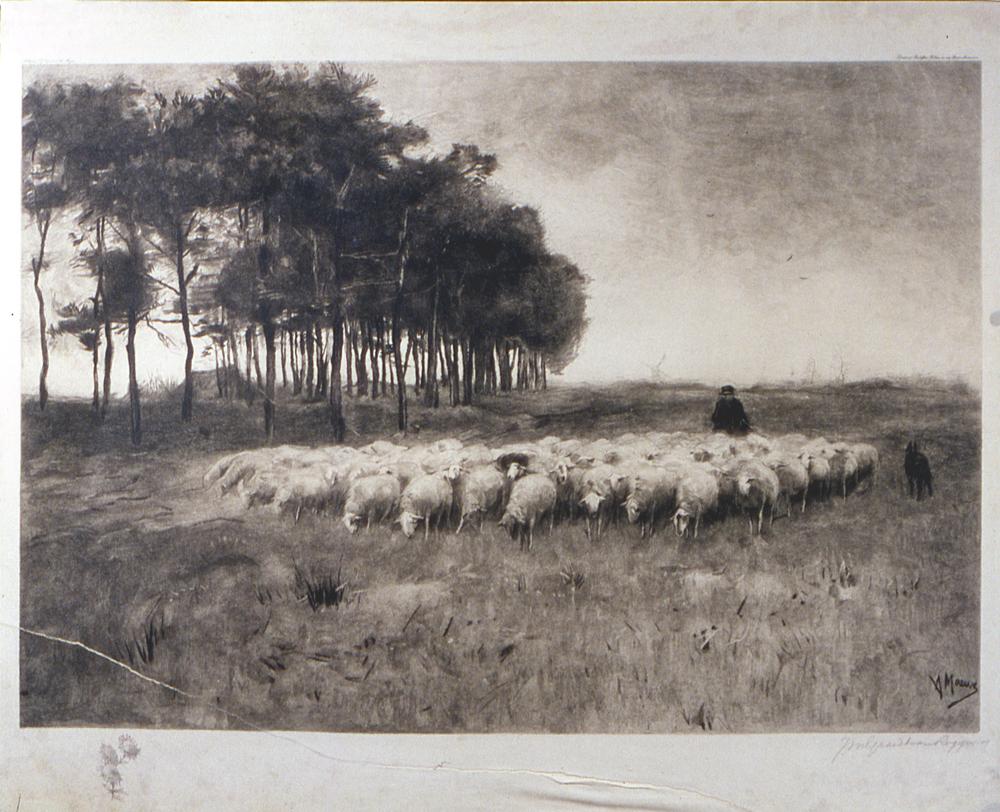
52 300 102 412
100 236 157 446
132 92 217 421
22 85 71 410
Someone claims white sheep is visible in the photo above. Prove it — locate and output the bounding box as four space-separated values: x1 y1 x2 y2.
342 474 401 534
851 443 880 487
396 469 460 540
455 465 507 533
798 451 832 501
672 466 720 538
734 460 781 536
577 463 630 540
271 465 339 522
499 473 558 551
828 449 860 500
763 453 810 516
624 464 681 538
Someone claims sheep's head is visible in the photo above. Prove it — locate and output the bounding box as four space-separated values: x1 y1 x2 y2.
441 464 463 482
691 448 712 462
625 496 641 524
550 461 571 484
579 491 604 517
397 511 422 538
673 507 692 537
506 461 527 481
498 512 517 538
342 512 362 534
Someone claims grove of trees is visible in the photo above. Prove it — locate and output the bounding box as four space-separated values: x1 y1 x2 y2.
24 64 589 445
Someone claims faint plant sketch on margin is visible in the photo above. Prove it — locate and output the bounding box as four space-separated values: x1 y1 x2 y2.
99 734 140 800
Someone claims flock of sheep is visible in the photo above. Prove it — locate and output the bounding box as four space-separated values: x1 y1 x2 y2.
203 429 880 549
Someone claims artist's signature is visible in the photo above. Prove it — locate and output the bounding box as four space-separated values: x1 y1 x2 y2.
930 672 978 709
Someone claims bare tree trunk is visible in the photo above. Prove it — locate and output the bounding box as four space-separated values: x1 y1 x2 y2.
316 324 328 398
280 326 287 388
368 323 379 399
126 309 141 447
379 321 388 397
262 321 277 442
541 354 548 390
31 213 51 411
175 224 196 422
305 322 315 400
92 330 101 413
462 337 474 405
345 323 353 394
244 326 255 405
329 312 346 440
213 343 223 398
424 277 440 408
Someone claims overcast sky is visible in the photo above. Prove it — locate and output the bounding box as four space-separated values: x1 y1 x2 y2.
22 61 981 396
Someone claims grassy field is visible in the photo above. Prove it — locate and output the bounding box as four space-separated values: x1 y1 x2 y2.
20 378 980 732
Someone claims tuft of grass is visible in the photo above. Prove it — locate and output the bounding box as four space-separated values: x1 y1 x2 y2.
295 563 348 611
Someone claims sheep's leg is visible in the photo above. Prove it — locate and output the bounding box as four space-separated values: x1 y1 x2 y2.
549 509 554 534
456 514 465 535
694 510 700 538
295 503 302 524
802 489 807 513
424 513 430 542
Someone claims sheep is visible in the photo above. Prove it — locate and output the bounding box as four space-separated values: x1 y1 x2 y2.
455 465 507 533
271 465 339 522
763 453 810 516
577 463 630 540
798 451 832 501
672 466 720 539
851 443 880 487
396 469 461 541
733 460 781 536
342 474 401 534
499 473 558 551
828 449 860 500
624 465 681 538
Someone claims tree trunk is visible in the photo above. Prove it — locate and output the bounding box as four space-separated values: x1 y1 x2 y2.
280 326 287 388
462 337 474 405
213 343 223 398
305 322 315 400
91 330 101 413
328 311 346 440
424 277 440 408
345 323 353 394
244 327 255 404
258 202 276 442
290 327 302 395
541 354 547 390
379 322 388 397
368 323 379 399
175 225 196 422
391 214 409 432
315 323 327 398
31 213 51 411
252 328 264 390
126 309 141 447
263 321 277 442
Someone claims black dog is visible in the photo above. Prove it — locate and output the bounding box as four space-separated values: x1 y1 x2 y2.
904 441 933 500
